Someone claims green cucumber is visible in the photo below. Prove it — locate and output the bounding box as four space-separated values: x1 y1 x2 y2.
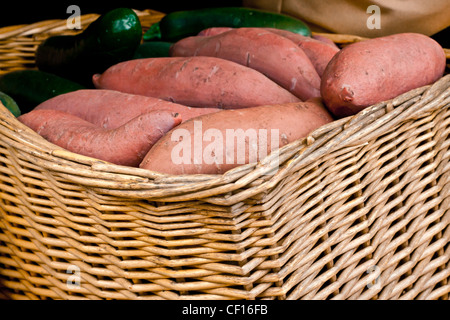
0 91 21 117
144 7 311 42
132 41 173 59
35 7 142 86
0 70 85 113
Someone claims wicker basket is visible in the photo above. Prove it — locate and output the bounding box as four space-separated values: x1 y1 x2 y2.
0 9 449 300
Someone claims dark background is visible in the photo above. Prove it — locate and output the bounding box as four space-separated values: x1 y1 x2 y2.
1 1 448 47
0 1 242 27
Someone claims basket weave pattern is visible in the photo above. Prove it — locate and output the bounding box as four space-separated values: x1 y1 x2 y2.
0 10 449 300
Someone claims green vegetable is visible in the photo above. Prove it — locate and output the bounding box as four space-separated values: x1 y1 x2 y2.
35 7 142 86
132 41 173 59
144 23 161 40
0 70 85 113
0 91 21 117
144 7 311 42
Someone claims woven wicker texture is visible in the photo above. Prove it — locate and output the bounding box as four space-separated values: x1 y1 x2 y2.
0 9 449 300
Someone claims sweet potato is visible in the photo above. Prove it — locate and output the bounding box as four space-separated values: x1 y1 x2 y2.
92 56 300 109
169 28 321 101
197 27 233 36
311 34 340 50
305 96 336 121
35 89 220 129
321 33 446 118
196 27 340 77
199 27 339 50
18 109 182 167
263 28 340 77
140 101 334 175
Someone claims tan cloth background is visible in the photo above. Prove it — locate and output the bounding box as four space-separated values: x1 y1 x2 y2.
243 0 450 37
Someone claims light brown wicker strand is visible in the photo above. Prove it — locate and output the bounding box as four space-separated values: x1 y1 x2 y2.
358 134 436 298
336 102 448 298
404 106 449 299
383 137 417 299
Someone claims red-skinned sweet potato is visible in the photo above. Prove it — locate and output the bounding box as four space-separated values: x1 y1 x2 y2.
311 34 340 49
18 109 182 167
197 27 233 36
35 89 220 129
198 27 339 50
92 56 300 109
321 33 446 118
169 28 321 101
139 101 334 175
196 27 340 77
263 28 340 77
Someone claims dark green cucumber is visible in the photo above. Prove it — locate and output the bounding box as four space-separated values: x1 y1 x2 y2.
35 8 142 86
0 70 85 113
132 41 173 59
0 91 21 117
144 7 311 42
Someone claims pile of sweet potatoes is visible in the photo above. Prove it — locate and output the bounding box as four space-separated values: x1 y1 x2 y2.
16 24 446 175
